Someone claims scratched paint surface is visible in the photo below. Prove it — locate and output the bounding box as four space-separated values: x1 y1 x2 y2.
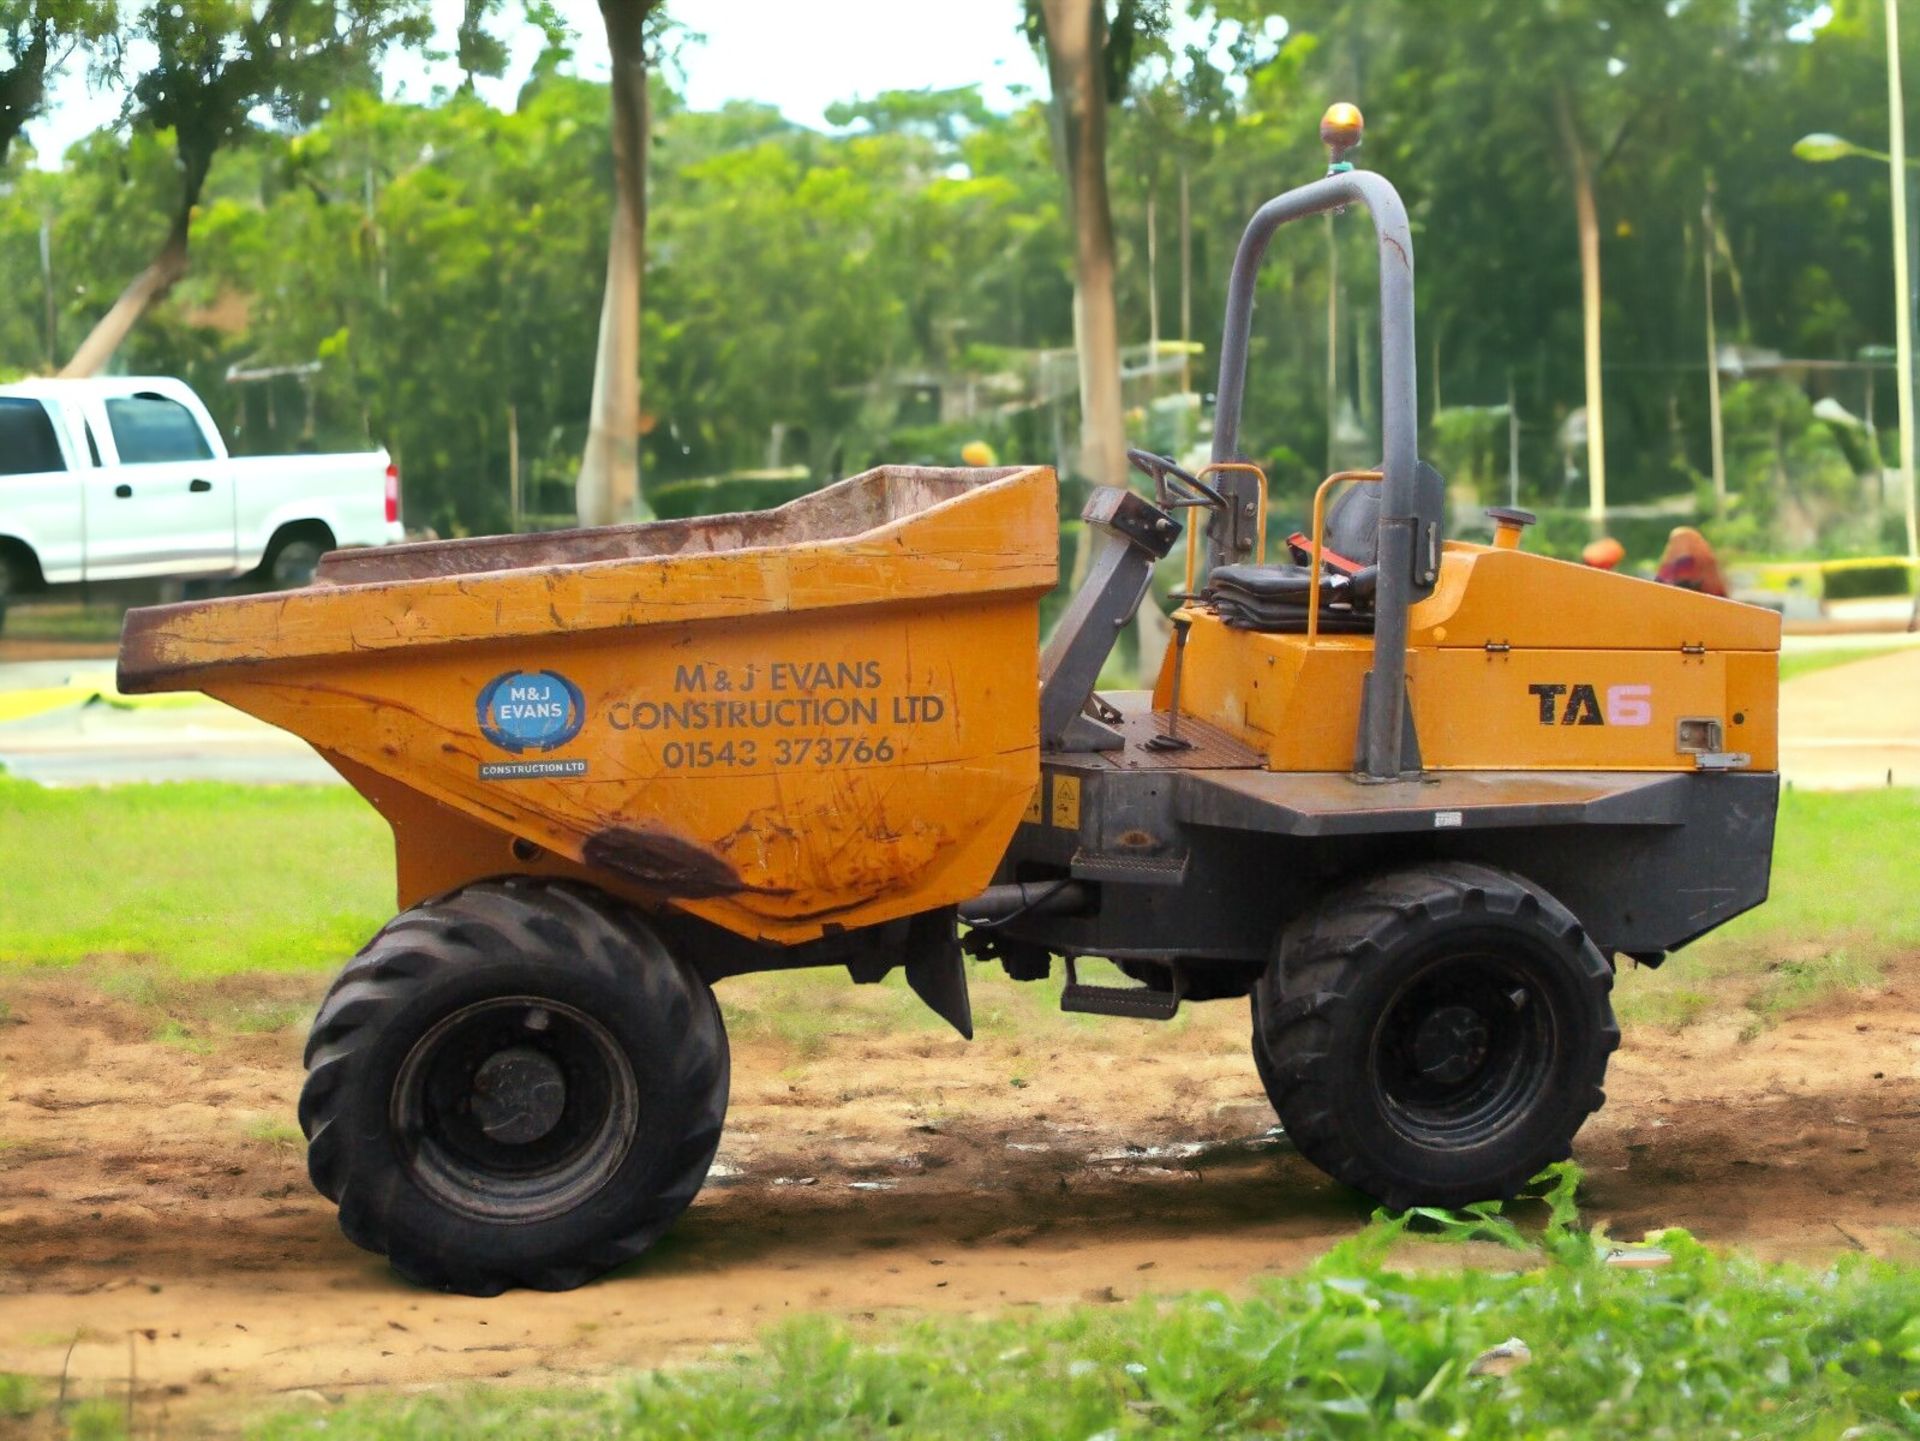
118 467 1058 944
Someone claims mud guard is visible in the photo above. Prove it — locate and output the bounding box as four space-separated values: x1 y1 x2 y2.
903 910 973 1040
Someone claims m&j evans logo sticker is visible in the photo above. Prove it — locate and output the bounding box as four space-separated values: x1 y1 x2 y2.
476 670 586 754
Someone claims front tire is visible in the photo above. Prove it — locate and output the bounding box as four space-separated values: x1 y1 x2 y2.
299 879 728 1294
1253 862 1617 1210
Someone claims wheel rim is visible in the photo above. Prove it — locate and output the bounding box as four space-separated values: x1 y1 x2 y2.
391 996 639 1222
271 542 321 588
1367 944 1556 1148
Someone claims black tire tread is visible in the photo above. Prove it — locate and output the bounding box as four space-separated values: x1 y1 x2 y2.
298 876 727 1294
1254 861 1618 1211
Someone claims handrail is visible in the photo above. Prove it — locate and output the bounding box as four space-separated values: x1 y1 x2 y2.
1183 461 1269 594
1207 166 1420 781
1306 470 1383 643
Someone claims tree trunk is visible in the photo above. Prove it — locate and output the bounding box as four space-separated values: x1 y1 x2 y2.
60 137 214 378
1040 0 1160 671
577 0 653 527
1040 0 1127 503
1555 89 1607 530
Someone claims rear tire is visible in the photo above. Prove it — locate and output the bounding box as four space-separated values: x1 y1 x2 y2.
261 532 329 590
1252 862 1617 1210
299 878 728 1294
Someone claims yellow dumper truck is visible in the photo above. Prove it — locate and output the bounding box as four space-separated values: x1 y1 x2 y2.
119 108 1779 1294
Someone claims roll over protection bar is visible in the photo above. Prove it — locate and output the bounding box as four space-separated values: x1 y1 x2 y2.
1206 168 1431 783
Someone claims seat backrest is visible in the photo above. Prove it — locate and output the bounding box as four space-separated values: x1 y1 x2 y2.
1323 459 1446 568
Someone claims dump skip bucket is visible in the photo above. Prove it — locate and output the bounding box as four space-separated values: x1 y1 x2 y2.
120 465 1058 943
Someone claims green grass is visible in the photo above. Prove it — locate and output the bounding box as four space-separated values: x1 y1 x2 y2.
1743 947 1884 1022
236 1175 1920 1440
0 601 125 644
1612 983 1712 1032
242 1114 305 1149
1778 644 1910 683
1700 787 1920 958
152 1017 215 1054
0 1372 42 1419
1 778 1915 1043
1616 786 1920 1030
0 777 391 976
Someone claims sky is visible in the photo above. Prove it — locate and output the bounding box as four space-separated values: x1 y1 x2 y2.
19 0 1841 168
27 0 1060 167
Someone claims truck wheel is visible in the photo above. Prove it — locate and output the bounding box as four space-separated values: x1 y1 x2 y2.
1252 862 1618 1210
299 878 728 1295
265 536 325 589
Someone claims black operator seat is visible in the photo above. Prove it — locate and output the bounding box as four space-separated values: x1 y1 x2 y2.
1204 460 1445 634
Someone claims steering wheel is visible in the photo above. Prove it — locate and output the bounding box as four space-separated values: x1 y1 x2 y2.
1126 449 1227 510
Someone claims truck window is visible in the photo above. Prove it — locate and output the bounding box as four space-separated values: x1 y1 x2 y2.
0 398 66 475
105 393 215 464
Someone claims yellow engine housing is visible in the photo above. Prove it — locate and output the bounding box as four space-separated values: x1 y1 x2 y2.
1157 540 1781 773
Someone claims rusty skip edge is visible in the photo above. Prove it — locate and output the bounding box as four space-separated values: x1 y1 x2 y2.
315 464 1039 585
115 611 232 694
115 464 1057 696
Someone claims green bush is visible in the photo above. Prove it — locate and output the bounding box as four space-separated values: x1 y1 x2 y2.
1822 558 1914 601
0 1373 42 1419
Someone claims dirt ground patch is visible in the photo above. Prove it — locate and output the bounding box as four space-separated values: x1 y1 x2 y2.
4 961 1920 1426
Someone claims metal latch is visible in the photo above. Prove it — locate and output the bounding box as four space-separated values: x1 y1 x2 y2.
1692 751 1752 772
1676 716 1747 769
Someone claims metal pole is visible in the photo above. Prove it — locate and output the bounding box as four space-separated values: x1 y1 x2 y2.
1325 216 1339 474
1146 182 1159 400
1889 0 1918 561
1178 165 1192 396
1702 190 1727 511
508 403 522 532
1507 371 1520 508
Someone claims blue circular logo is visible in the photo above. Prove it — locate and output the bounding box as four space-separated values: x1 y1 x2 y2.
477 670 586 753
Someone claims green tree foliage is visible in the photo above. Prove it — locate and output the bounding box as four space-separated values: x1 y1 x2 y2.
59 0 432 376
0 0 1911 561
454 0 509 91
0 0 115 166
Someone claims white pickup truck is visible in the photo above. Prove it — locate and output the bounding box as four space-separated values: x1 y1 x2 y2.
0 375 402 626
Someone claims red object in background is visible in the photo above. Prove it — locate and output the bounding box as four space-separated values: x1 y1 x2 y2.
385 462 401 524
1582 537 1626 571
1654 526 1727 597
